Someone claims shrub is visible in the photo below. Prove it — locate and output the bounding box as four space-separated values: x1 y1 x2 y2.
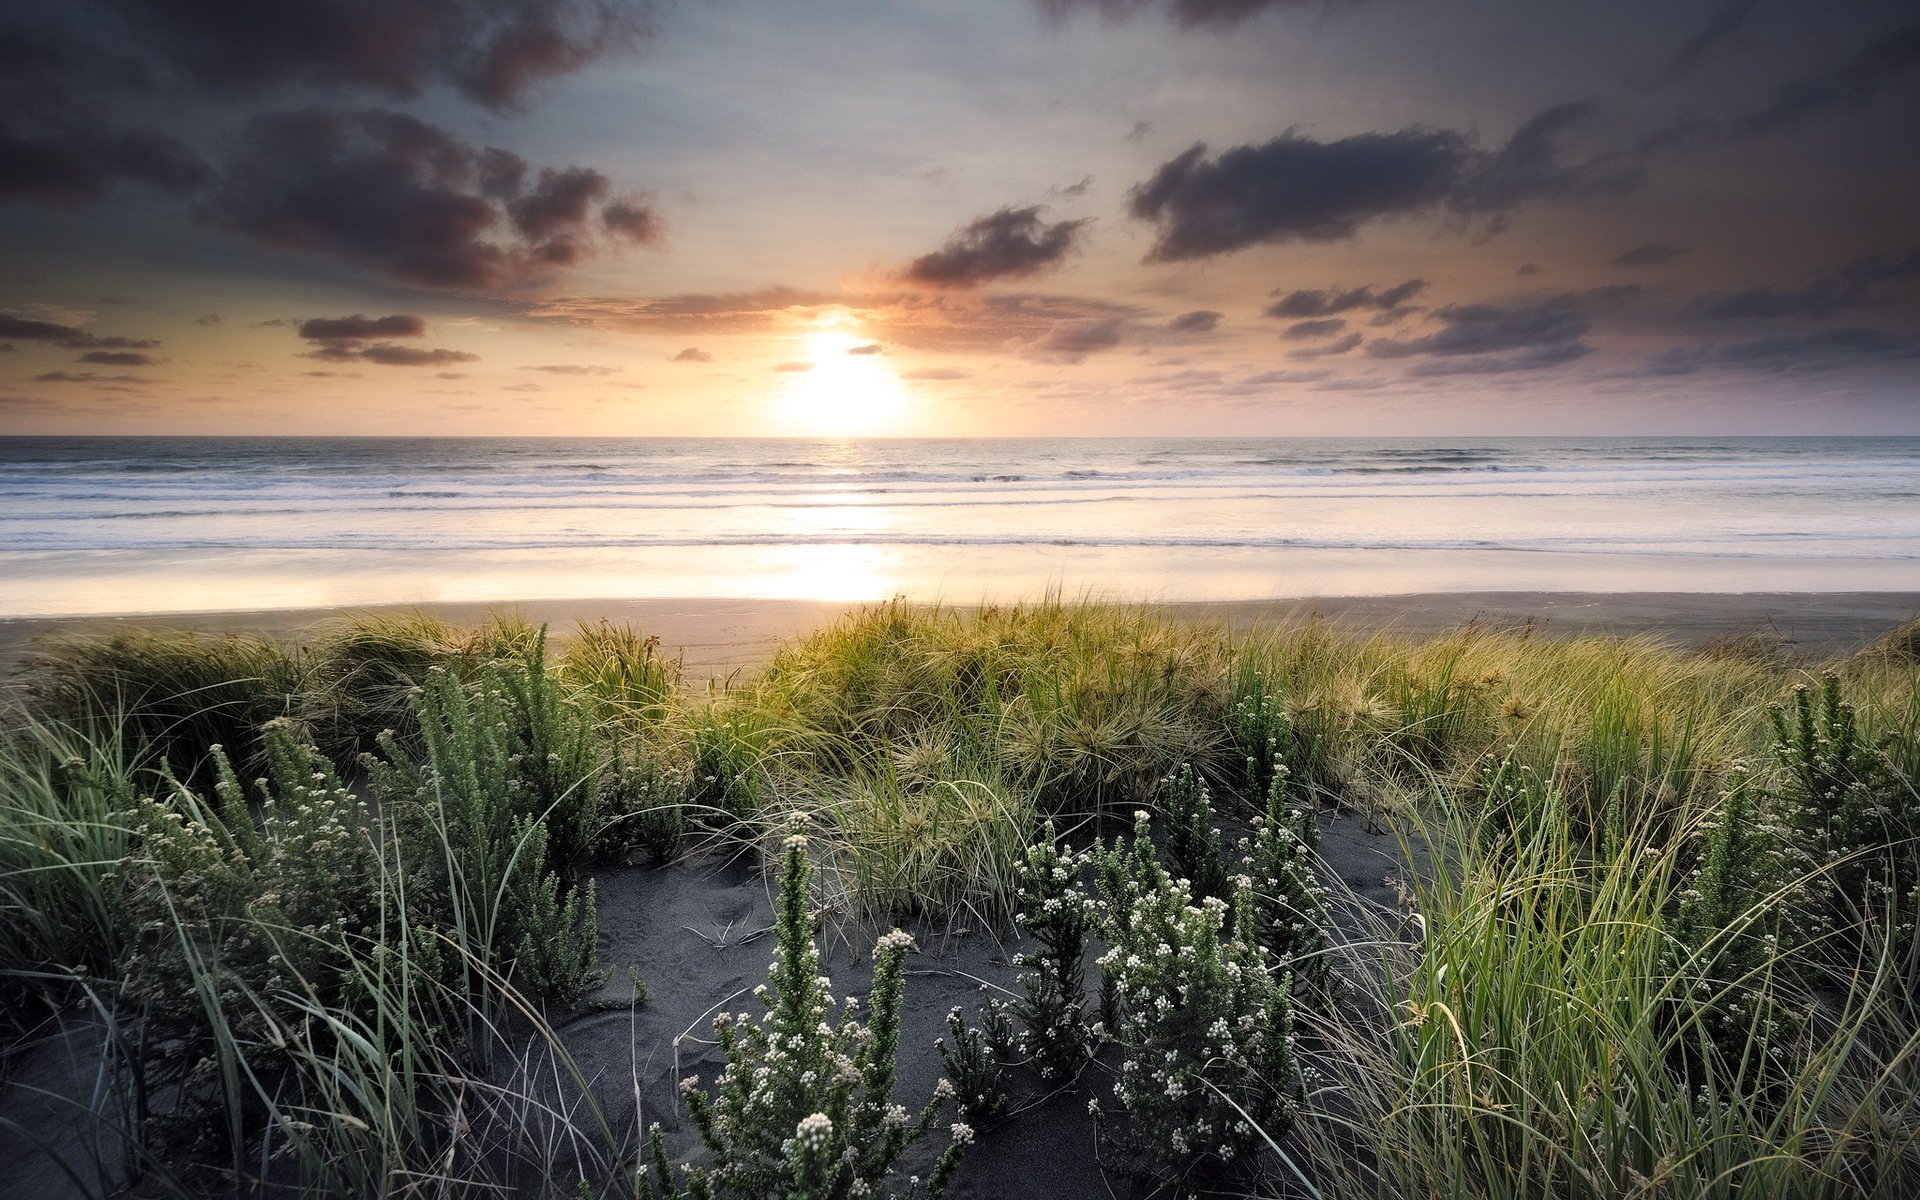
1009 825 1098 1081
936 1004 1010 1126
1241 761 1330 990
649 824 969 1199
1094 812 1303 1187
1161 763 1229 904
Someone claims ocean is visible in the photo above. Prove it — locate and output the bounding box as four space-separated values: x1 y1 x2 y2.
1 436 1916 616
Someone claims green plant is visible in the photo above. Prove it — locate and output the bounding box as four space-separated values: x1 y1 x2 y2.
1161 763 1229 904
936 1004 1010 1126
650 824 968 1199
1009 824 1098 1081
1093 812 1302 1187
1241 760 1330 990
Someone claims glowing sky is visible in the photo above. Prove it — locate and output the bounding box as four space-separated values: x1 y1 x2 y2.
2 0 1917 435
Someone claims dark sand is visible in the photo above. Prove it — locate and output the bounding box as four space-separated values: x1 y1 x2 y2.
4 591 1917 683
3 590 1914 1198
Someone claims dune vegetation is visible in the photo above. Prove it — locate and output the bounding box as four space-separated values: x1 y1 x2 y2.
2 601 1917 1198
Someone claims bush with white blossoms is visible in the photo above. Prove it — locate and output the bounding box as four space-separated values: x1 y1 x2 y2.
1241 758 1330 991
643 823 968 1200
1093 812 1303 1188
1161 764 1229 905
1010 823 1099 1081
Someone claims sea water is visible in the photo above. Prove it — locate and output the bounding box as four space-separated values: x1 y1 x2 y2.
1 436 1916 615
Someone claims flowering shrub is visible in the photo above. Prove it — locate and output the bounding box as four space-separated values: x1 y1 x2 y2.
1010 824 1098 1081
1094 813 1303 1187
1241 760 1330 990
936 1003 1009 1125
119 722 381 1166
1770 674 1918 955
1666 767 1818 1074
647 824 968 1199
1161 764 1229 904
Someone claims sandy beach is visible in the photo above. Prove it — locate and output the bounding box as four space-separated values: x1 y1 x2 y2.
4 591 1916 684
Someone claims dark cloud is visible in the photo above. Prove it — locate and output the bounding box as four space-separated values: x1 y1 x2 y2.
1021 315 1127 363
1664 0 1764 77
1040 0 1337 32
1264 279 1427 319
773 360 813 372
903 206 1088 289
1367 296 1592 370
75 350 159 365
671 347 713 362
601 197 660 243
1699 245 1920 318
1285 331 1362 358
202 108 648 289
0 344 13 352
299 313 427 340
192 313 222 325
67 0 650 113
1126 121 1153 142
1239 368 1330 385
0 313 160 349
1516 263 1543 276
1407 342 1592 376
1652 327 1920 374
1166 310 1222 333
524 363 620 374
902 367 971 380
1610 242 1689 267
1282 318 1347 340
1130 105 1638 261
33 370 147 383
846 342 885 355
0 112 211 205
1731 22 1920 139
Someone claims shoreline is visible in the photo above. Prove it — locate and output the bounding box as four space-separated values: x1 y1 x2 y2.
3 591 1915 681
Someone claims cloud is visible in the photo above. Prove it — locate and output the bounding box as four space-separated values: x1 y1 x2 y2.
601 197 660 243
1610 242 1689 266
75 0 649 112
1699 245 1920 318
773 360 813 372
671 347 713 362
192 313 222 325
1285 331 1362 358
1664 0 1765 76
902 205 1089 289
202 108 650 289
524 363 621 374
1020 315 1127 363
846 342 885 355
357 344 480 366
1166 310 1222 333
1264 279 1427 319
1282 317 1347 340
1516 263 1543 276
75 350 159 365
32 370 148 383
1129 104 1638 261
0 313 160 348
1651 327 1920 374
1239 368 1331 385
299 314 427 340
902 367 971 380
0 119 212 205
543 287 839 334
1365 296 1594 373
1039 0 1341 31
1407 342 1592 376
1732 23 1920 139
0 344 13 352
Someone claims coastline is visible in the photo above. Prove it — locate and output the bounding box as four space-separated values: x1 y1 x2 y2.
4 590 1915 682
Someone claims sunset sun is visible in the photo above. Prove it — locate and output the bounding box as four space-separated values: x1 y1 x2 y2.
777 329 909 436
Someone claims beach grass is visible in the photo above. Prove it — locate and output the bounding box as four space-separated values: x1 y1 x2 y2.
3 599 1916 1197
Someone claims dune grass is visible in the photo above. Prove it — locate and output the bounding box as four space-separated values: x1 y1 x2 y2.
2 598 1916 1197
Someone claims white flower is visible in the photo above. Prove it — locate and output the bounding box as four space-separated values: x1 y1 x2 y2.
794 1112 833 1152
949 1122 975 1146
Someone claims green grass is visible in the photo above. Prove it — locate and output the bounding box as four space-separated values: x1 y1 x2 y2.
3 599 1916 1198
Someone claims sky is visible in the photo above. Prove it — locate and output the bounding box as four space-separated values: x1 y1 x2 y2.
1 0 1917 437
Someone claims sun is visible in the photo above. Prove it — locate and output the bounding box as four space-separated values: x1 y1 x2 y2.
775 329 910 435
